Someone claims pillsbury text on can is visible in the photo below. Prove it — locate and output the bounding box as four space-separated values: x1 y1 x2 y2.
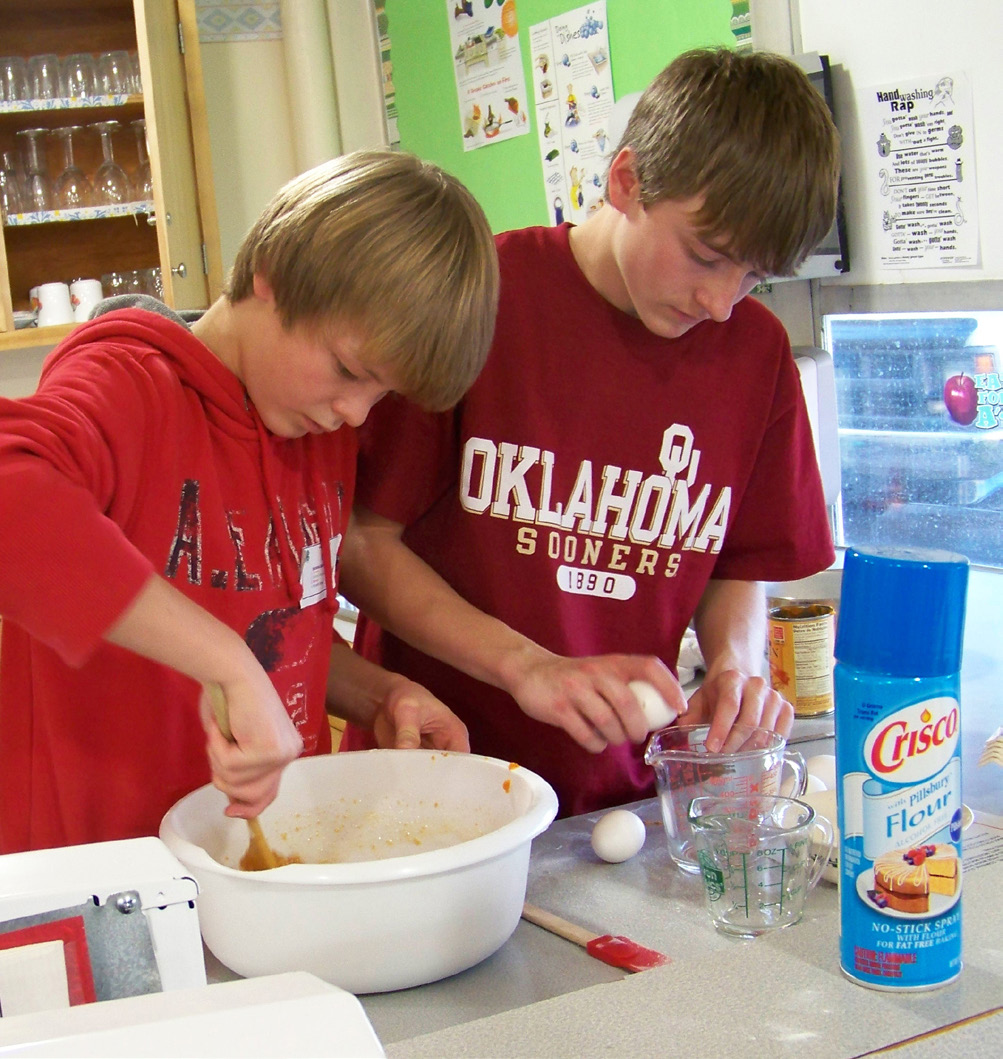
834 547 968 991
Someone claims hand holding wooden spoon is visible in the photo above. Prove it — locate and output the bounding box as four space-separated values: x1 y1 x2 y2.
204 683 300 871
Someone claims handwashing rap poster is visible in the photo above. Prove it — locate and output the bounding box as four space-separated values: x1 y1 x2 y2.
862 70 980 269
530 2 611 225
449 0 531 151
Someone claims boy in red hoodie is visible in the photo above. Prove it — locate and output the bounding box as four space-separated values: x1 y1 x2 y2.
0 150 498 852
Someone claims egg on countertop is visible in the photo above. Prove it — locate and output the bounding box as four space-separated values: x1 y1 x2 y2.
590 809 646 863
781 771 828 797
805 754 837 790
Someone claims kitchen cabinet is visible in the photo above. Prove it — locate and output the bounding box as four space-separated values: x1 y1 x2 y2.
0 0 222 353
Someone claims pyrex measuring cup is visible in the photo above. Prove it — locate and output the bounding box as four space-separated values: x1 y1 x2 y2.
644 724 807 874
688 795 834 937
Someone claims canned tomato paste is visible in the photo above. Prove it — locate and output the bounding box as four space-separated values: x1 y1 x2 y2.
834 547 968 991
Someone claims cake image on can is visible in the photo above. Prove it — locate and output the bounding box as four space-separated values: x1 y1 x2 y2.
871 844 960 914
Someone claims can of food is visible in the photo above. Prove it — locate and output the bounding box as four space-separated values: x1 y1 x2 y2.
768 603 835 716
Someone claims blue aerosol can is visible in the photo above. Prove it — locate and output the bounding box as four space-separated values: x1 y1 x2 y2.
834 546 968 990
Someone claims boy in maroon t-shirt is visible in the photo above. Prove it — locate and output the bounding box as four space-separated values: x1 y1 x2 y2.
338 49 841 816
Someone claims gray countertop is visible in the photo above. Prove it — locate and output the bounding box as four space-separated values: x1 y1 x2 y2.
199 565 1003 1057
356 565 1003 1058
370 804 1003 1059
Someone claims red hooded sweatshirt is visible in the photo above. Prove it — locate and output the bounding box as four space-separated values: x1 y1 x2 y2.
0 304 355 852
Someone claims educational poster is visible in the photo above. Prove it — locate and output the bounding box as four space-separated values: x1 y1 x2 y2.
862 71 980 269
449 0 531 151
529 3 612 226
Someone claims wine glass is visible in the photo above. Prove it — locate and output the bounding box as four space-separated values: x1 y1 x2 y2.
51 126 93 209
131 118 154 199
91 121 133 204
15 128 52 212
0 150 24 221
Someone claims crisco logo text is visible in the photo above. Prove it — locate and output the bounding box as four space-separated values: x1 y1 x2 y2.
865 700 959 781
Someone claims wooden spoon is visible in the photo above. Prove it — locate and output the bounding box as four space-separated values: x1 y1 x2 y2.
204 683 298 871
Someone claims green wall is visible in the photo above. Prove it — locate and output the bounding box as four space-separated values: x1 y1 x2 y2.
385 0 734 232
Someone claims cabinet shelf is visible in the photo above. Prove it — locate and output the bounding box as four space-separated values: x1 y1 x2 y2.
0 95 143 115
4 202 155 228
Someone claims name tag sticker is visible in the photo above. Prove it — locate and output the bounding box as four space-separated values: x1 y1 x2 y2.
299 543 326 609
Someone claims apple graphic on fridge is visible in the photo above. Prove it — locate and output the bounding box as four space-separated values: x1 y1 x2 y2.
943 373 978 425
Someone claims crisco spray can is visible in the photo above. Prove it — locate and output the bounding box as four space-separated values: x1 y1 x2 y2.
834 547 968 990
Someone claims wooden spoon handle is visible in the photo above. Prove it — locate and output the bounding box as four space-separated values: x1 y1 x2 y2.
246 816 280 870
203 683 281 871
205 682 233 742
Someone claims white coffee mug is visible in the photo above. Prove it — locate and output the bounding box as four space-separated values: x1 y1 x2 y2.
36 282 74 327
70 277 104 322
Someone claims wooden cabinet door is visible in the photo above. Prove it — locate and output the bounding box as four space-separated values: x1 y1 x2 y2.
134 0 223 309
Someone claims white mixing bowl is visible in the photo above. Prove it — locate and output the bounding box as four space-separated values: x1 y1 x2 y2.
160 749 558 994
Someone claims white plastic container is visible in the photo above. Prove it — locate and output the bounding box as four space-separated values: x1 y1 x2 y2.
160 750 558 994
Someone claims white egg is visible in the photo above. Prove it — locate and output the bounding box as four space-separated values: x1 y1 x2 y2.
781 770 829 797
800 788 840 885
590 809 646 863
806 754 837 791
628 680 678 732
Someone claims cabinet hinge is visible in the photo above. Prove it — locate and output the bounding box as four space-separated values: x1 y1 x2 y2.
178 20 185 55
201 244 209 275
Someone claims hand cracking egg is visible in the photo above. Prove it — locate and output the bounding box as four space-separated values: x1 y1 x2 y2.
591 809 646 863
628 680 679 733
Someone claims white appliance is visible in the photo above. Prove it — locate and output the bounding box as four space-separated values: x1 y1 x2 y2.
0 972 385 1058
0 837 205 1016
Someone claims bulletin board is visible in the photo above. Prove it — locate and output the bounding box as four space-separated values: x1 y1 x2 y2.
383 0 734 233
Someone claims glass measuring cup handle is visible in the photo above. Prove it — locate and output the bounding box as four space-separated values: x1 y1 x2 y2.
780 749 808 797
806 813 835 891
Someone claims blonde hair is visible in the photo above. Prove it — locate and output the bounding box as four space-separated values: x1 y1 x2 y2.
611 48 840 277
228 150 499 410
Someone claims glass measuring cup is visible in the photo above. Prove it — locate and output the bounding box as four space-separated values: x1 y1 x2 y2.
688 795 834 937
644 724 807 874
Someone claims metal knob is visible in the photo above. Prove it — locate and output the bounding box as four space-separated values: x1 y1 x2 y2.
171 262 187 279
114 891 140 915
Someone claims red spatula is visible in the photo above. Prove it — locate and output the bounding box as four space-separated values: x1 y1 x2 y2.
521 903 670 972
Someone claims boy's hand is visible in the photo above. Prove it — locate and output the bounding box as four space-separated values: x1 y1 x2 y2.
200 676 304 819
371 679 470 752
507 653 687 753
684 670 793 753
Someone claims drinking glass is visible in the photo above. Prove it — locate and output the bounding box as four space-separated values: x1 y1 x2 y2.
128 51 143 94
101 271 129 298
51 126 93 209
15 128 52 212
131 118 154 199
0 150 24 220
63 53 97 99
28 54 62 100
143 266 164 300
1 56 31 102
91 121 133 204
97 51 134 95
